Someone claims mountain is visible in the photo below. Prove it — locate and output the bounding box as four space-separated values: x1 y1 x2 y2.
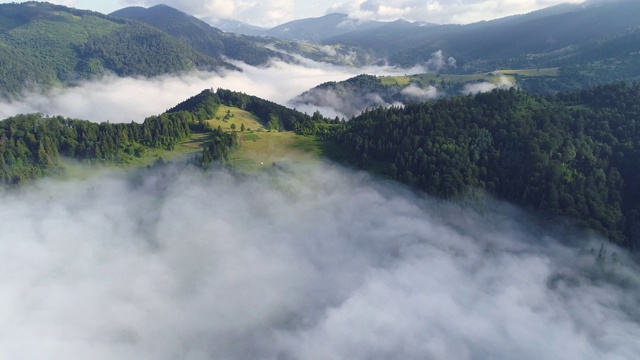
263 13 388 43
391 0 640 69
322 0 640 71
110 5 292 66
323 18 443 57
0 2 232 95
334 83 640 248
206 18 268 37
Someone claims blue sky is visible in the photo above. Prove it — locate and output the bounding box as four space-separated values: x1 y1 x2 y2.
0 0 587 27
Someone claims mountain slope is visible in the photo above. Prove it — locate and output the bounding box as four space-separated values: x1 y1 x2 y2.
206 18 267 37
321 0 640 71
264 13 388 42
0 2 231 95
334 83 640 248
110 4 291 66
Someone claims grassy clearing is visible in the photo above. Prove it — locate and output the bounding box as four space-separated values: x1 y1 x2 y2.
381 73 497 86
380 68 560 87
496 68 560 77
58 105 332 177
230 131 325 172
201 105 329 172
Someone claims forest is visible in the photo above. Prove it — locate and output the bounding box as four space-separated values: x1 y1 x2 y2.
0 87 337 185
4 83 640 251
0 104 197 185
334 82 640 249
0 2 230 94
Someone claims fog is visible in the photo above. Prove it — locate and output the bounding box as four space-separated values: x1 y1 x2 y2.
1 162 639 359
0 59 427 123
401 84 440 101
461 76 516 95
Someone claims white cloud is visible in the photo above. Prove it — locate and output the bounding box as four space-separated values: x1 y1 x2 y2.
0 59 432 123
401 84 440 101
461 76 516 95
109 0 589 27
0 0 592 26
334 0 586 24
0 162 638 359
119 0 296 27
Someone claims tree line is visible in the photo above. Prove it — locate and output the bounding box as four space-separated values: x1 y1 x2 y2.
0 109 195 185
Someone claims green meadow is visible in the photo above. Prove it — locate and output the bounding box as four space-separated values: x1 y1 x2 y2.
380 67 560 87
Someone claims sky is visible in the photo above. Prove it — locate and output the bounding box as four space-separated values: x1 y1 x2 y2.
0 57 434 122
0 0 587 27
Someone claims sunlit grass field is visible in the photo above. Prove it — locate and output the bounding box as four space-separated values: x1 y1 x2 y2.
380 67 560 87
206 105 326 171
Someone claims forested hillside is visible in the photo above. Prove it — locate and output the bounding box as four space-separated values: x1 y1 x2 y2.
0 2 231 95
110 5 291 66
335 83 640 248
170 88 338 135
0 110 196 184
0 87 338 184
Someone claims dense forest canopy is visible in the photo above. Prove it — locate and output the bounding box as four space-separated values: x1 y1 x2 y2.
335 82 640 249
0 2 232 95
0 112 191 184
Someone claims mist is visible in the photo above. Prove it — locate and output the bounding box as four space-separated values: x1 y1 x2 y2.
1 162 639 359
461 76 516 95
0 59 428 123
401 84 440 101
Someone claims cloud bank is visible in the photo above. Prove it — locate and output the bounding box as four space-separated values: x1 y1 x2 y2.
1 162 639 359
0 58 433 123
461 76 516 95
401 84 440 101
0 60 417 123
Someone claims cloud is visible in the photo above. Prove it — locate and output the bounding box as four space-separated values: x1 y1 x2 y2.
293 86 396 119
344 0 587 24
0 162 639 359
120 0 296 27
423 50 457 72
461 76 516 95
401 84 440 101
0 58 432 123
287 52 450 118
115 0 587 27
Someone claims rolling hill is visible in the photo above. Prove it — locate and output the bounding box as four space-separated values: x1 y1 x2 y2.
0 2 234 95
263 13 388 43
321 0 640 72
109 4 293 66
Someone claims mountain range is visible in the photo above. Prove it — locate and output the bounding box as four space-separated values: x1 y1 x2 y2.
0 2 234 94
1 0 639 97
109 4 293 66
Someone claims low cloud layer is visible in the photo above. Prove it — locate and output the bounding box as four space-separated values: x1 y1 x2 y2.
401 84 440 101
0 59 428 123
1 162 639 359
293 86 401 119
461 76 516 95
